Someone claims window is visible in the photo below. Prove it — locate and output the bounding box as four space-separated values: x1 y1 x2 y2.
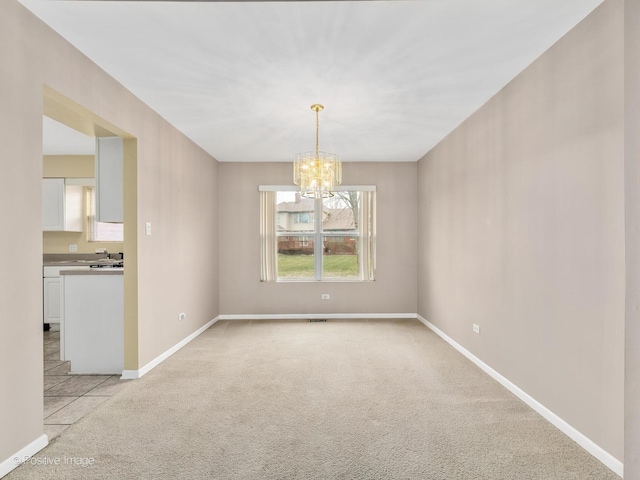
86 187 124 242
260 187 376 281
294 212 314 224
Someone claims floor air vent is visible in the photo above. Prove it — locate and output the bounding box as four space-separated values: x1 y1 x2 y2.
309 319 327 322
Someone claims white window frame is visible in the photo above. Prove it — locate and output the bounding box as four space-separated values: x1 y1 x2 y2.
259 185 376 282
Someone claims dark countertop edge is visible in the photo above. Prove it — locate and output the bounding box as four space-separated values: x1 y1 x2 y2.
44 261 124 267
44 262 93 267
44 253 109 262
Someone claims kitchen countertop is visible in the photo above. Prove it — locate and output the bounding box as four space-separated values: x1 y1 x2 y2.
44 260 102 266
44 253 123 270
43 253 123 268
44 253 108 262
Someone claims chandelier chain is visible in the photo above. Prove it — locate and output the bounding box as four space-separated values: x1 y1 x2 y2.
315 107 320 157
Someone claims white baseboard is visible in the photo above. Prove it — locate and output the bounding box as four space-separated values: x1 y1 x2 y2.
219 313 416 321
415 314 623 478
0 434 48 478
120 316 219 380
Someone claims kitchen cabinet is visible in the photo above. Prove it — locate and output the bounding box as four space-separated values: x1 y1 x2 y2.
43 265 91 332
42 178 83 231
95 136 123 223
43 277 61 325
61 270 124 374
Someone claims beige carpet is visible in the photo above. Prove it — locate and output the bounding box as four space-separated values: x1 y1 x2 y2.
8 319 619 479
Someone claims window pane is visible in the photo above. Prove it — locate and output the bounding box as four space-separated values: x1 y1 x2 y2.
277 236 315 278
94 222 124 242
323 235 359 278
276 191 316 279
321 192 359 278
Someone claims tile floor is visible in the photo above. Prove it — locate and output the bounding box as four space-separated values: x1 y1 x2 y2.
43 329 132 440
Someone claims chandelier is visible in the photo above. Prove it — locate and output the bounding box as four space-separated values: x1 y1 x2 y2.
294 104 342 198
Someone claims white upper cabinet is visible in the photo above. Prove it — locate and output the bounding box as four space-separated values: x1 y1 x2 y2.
42 178 83 232
95 136 123 223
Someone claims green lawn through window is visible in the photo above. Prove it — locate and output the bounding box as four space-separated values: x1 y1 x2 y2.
277 254 358 279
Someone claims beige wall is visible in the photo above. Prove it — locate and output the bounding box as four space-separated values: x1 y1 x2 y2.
219 162 417 315
42 154 124 254
625 0 640 475
0 0 219 466
42 154 94 178
418 0 624 461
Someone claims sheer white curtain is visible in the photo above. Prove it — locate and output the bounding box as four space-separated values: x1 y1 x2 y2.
360 190 376 281
260 190 277 282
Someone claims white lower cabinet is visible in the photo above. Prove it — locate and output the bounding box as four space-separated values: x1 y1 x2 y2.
61 272 124 374
43 265 91 333
43 277 61 325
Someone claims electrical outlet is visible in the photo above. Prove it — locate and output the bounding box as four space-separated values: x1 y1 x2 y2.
178 312 186 321
69 244 78 252
145 222 152 236
321 294 330 300
473 323 480 334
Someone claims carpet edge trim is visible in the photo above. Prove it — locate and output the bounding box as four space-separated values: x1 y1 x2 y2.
0 434 48 478
415 314 623 478
120 316 220 380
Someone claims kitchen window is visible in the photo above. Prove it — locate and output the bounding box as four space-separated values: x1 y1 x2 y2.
86 187 124 242
259 186 376 281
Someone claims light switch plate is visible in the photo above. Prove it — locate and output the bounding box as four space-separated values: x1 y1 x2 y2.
145 222 152 236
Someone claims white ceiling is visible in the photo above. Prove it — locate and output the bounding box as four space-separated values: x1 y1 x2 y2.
22 0 604 162
42 116 95 155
